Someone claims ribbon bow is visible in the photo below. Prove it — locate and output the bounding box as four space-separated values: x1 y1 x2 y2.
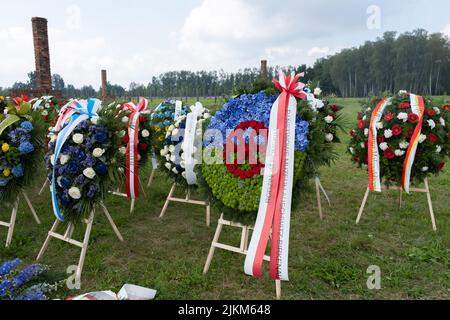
245 71 303 281
124 97 149 199
51 98 101 221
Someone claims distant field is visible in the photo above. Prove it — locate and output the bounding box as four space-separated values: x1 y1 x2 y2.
0 97 448 300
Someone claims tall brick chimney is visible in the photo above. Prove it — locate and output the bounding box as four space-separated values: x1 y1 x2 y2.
260 60 268 81
101 70 107 100
32 17 52 94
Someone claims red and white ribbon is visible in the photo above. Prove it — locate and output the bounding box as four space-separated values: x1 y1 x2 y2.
124 97 149 199
245 72 306 281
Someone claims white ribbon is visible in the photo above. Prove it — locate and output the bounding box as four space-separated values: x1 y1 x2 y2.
183 102 204 185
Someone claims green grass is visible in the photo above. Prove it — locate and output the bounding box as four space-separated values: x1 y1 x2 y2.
0 97 448 300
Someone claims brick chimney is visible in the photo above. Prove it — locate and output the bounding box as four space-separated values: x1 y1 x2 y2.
32 17 52 94
260 60 268 81
101 70 107 100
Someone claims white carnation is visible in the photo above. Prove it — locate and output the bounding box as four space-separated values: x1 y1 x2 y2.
314 88 322 96
419 134 427 144
399 90 408 95
168 145 176 153
119 147 127 155
427 119 436 129
168 125 175 132
399 141 409 150
364 129 369 137
41 110 48 116
170 155 177 163
360 142 365 149
91 116 100 125
172 129 179 136
422 167 429 172
160 148 168 156
379 143 389 151
397 113 408 122
436 145 442 154
119 130 126 138
375 122 383 129
203 113 211 119
141 129 150 138
72 133 84 144
324 116 334 124
83 168 96 179
394 150 405 157
68 187 82 200
172 167 179 174
384 129 393 139
433 107 441 115
165 163 172 170
121 116 129 124
439 117 445 126
349 147 354 155
93 148 105 158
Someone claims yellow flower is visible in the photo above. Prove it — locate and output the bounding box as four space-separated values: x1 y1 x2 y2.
159 136 164 142
3 169 10 177
2 143 10 153
154 127 161 133
0 96 4 102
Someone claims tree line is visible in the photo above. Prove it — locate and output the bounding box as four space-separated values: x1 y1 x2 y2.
1 29 448 99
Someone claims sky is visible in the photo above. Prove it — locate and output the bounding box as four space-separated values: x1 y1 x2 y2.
0 0 449 88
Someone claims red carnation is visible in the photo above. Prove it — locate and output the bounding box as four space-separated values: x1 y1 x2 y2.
122 135 130 144
331 105 340 113
384 148 396 159
364 141 369 148
358 120 366 129
353 156 360 163
139 116 147 123
425 109 437 117
408 114 419 123
249 121 257 128
437 162 445 172
392 125 402 136
139 143 149 152
384 113 394 121
357 112 364 120
443 105 450 111
428 133 438 145
350 130 357 138
226 164 236 173
448 131 450 139
377 136 385 143
399 102 410 109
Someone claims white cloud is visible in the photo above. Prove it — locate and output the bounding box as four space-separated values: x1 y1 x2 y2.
307 47 330 57
442 23 450 37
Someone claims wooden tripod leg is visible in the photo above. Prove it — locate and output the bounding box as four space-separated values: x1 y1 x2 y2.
36 219 60 261
275 280 282 300
147 169 156 188
22 191 41 225
38 179 49 196
138 176 147 197
5 198 19 248
130 199 136 214
100 202 124 242
424 178 437 232
356 188 370 224
315 178 324 220
76 212 95 282
206 204 211 227
203 215 224 274
159 184 176 218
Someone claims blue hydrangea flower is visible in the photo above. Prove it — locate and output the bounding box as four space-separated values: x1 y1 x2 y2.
206 91 310 151
12 164 24 178
20 121 33 131
0 258 21 277
0 178 12 187
19 142 35 155
67 161 80 175
86 184 98 198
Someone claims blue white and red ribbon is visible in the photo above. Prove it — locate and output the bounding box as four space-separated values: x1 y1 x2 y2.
245 72 306 281
124 97 149 199
51 98 101 221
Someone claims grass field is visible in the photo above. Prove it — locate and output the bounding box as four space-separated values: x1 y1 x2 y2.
0 97 448 300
